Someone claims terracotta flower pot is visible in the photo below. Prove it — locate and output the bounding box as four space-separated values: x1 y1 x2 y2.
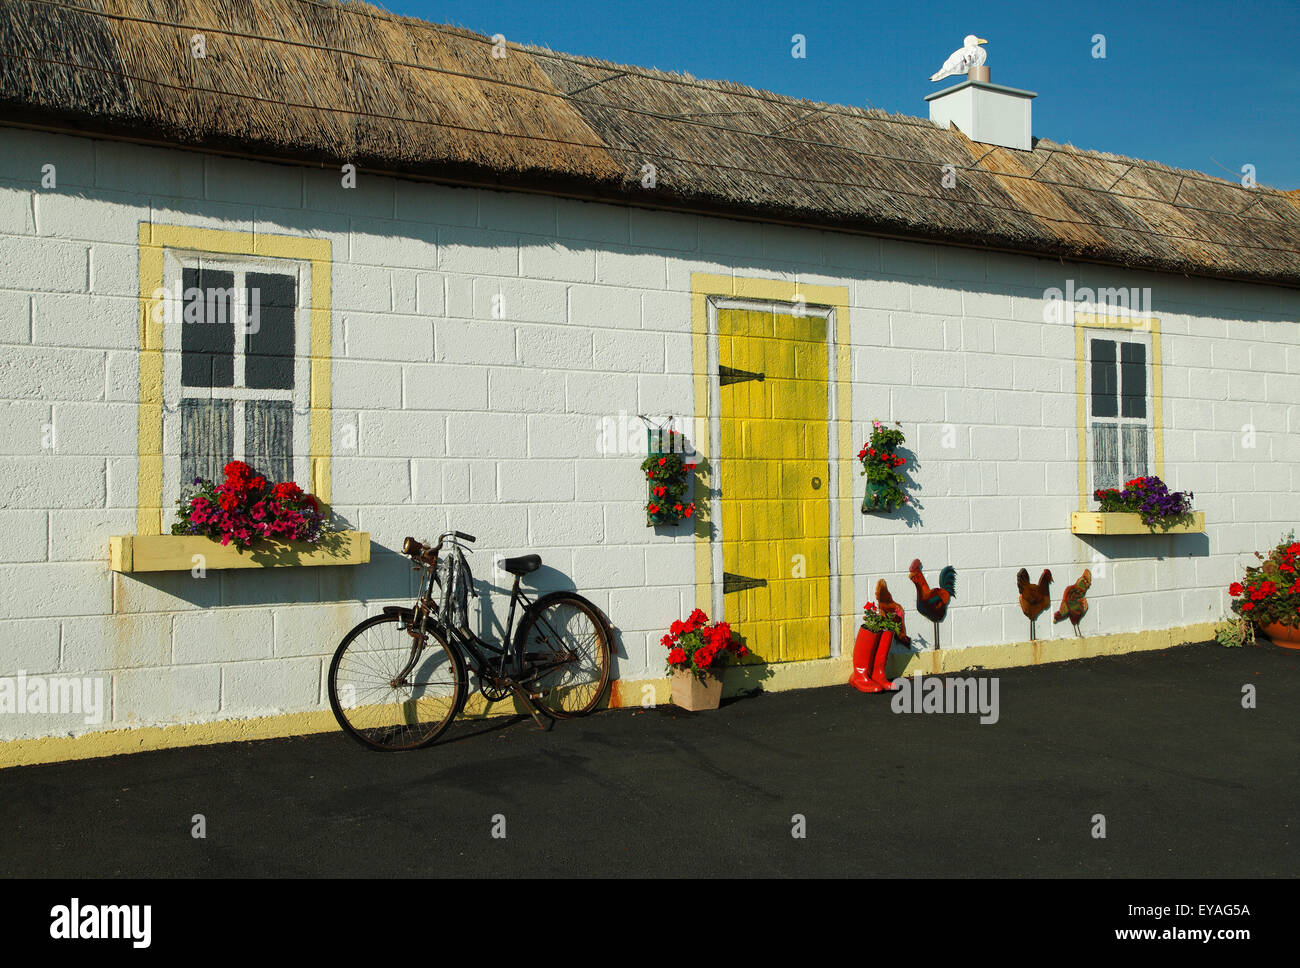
671 667 724 710
1258 622 1300 650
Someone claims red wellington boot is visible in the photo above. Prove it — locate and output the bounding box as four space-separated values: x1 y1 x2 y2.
849 628 884 693
869 631 900 690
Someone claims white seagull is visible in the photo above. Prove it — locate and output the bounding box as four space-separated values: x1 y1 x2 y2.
930 35 988 82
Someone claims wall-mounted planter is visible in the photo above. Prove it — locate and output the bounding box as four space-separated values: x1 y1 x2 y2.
109 531 370 573
1070 512 1205 535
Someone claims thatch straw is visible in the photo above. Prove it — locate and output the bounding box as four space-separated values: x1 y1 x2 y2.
2 0 1297 286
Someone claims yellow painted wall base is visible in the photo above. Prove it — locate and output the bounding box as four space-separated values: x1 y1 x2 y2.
0 623 1217 769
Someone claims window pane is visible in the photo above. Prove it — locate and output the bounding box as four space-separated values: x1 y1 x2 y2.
1120 341 1146 418
245 399 293 485
1092 422 1118 490
180 398 234 487
1090 339 1117 418
180 267 235 388
244 272 296 390
1122 424 1149 481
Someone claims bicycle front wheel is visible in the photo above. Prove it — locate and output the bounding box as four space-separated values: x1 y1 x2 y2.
514 592 612 718
328 614 465 751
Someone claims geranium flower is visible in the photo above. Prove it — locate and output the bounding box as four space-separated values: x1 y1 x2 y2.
1229 582 1244 596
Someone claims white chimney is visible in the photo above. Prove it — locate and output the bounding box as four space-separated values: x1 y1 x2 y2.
925 70 1036 151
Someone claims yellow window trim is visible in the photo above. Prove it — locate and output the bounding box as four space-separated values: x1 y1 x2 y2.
690 273 854 657
135 223 332 535
1073 311 1163 511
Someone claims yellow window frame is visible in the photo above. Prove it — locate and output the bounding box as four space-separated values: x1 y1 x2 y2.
1074 311 1163 511
135 223 332 535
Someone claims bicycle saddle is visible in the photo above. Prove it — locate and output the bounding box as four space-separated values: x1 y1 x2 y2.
501 554 541 576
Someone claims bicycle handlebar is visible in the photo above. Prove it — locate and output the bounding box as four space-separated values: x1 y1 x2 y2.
401 531 477 563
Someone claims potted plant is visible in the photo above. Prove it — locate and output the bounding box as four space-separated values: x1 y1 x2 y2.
172 460 329 549
858 420 909 513
1214 616 1255 649
641 437 697 526
1228 532 1300 649
850 601 904 693
661 608 747 710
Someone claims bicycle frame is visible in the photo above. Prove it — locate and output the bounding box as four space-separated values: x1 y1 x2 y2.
397 536 569 691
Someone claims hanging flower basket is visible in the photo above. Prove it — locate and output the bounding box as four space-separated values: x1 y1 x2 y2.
641 437 697 527
858 420 910 513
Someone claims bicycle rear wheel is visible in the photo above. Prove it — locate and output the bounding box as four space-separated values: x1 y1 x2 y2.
514 592 612 718
328 614 465 751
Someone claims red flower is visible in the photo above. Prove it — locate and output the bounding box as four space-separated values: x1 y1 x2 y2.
1243 603 1255 611
657 458 667 467
670 620 685 637
648 503 660 514
1229 582 1244 596
654 486 667 498
683 504 695 518
667 647 687 665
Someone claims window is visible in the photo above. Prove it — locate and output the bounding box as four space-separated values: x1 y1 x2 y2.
1087 333 1151 491
162 254 311 510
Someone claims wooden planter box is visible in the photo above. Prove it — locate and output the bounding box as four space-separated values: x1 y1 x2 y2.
1070 511 1205 535
670 668 724 711
110 531 370 573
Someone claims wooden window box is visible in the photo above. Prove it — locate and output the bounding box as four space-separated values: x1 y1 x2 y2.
110 531 370 573
1070 512 1205 535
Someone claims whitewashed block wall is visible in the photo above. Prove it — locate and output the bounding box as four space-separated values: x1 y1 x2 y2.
1 127 1298 740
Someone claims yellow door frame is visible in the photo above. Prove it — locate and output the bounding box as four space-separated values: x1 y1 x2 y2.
690 273 854 659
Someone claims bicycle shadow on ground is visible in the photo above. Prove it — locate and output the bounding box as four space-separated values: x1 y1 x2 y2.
438 713 539 745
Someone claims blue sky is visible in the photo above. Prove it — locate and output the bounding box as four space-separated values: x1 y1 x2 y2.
385 0 1299 190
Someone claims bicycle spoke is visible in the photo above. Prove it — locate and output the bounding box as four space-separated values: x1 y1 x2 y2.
520 597 611 717
329 617 462 751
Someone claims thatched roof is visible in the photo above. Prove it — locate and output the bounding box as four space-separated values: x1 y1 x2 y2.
3 0 1299 287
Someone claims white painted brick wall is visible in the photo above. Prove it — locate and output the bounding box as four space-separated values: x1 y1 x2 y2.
1 128 1298 743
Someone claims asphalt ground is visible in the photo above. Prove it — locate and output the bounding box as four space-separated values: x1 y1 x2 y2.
1 641 1296 877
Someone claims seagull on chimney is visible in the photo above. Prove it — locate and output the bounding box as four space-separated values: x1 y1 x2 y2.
930 35 988 82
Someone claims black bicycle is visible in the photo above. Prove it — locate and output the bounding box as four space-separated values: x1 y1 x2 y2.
328 530 613 751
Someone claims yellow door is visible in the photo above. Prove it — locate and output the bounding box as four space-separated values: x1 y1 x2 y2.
717 307 830 662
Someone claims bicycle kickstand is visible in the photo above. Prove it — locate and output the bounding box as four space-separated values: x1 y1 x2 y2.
510 683 554 732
